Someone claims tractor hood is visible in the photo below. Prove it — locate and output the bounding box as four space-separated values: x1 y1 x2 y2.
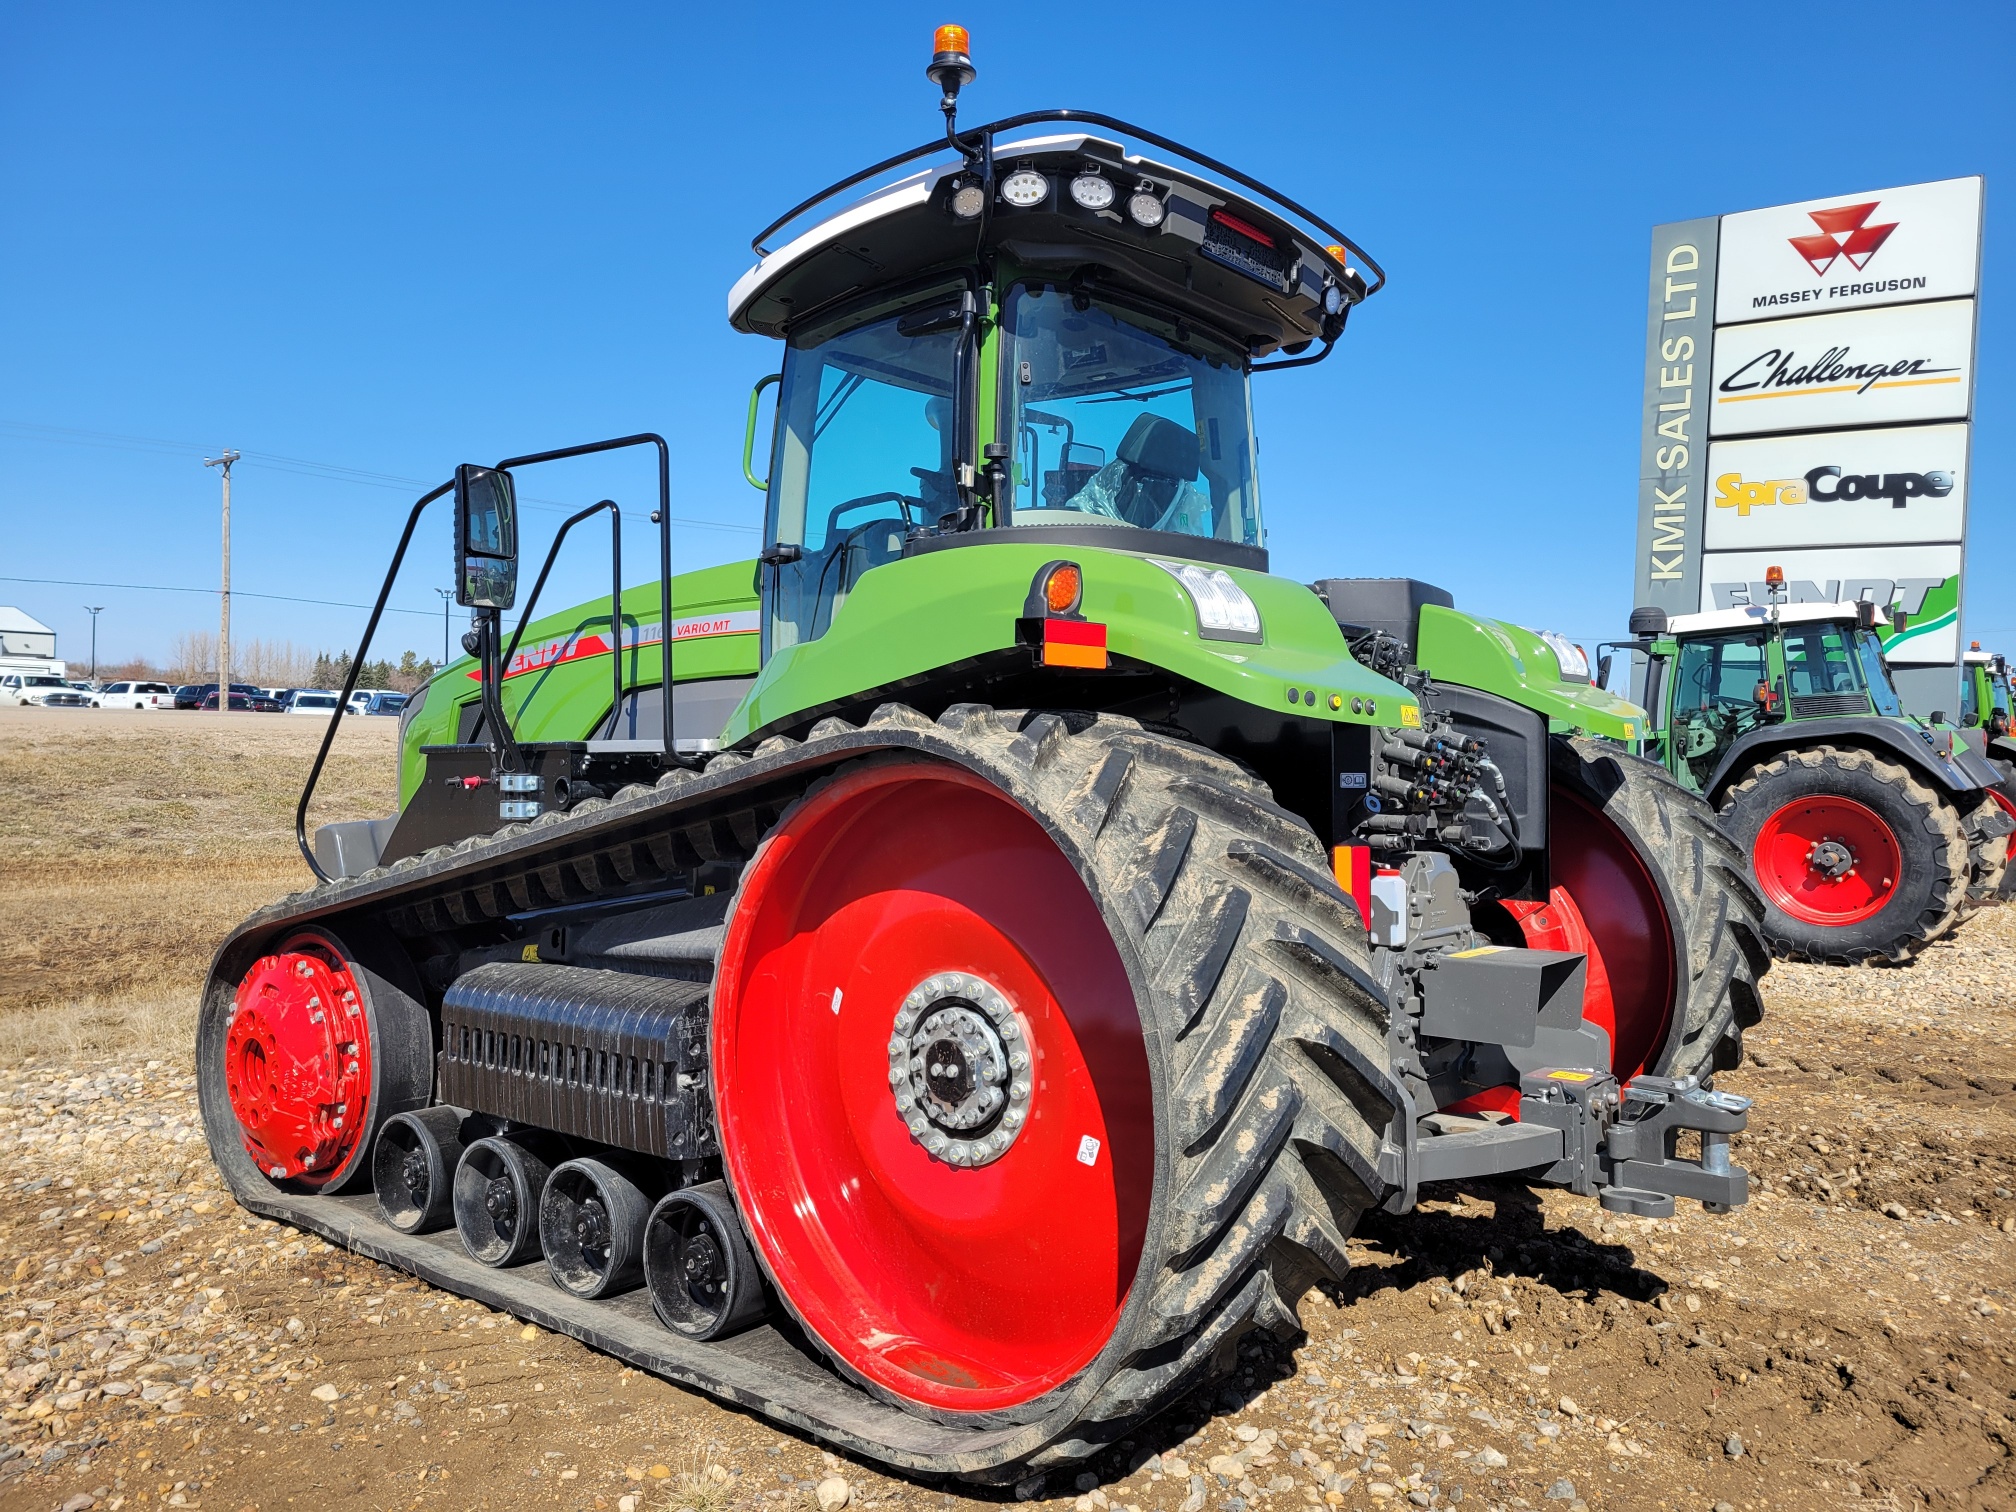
1415 605 1645 740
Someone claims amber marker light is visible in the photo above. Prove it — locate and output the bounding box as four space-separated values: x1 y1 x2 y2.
1764 564 1785 587
1045 563 1083 616
935 23 970 54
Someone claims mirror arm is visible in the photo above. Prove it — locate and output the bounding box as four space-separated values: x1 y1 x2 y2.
743 375 782 490
294 478 454 883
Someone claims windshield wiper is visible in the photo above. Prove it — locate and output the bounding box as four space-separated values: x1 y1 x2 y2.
1079 382 1193 405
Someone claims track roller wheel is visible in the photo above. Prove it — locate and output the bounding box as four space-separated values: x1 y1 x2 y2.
1721 744 1967 964
453 1135 552 1266
372 1106 468 1233
197 923 431 1196
713 704 1398 1456
644 1180 768 1340
541 1157 657 1298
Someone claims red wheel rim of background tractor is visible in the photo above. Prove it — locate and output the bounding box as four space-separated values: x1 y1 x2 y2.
1451 788 1677 1119
226 932 374 1187
1753 794 1902 926
711 762 1153 1412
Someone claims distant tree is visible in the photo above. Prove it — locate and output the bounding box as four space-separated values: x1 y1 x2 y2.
390 650 436 693
355 658 394 690
310 652 334 687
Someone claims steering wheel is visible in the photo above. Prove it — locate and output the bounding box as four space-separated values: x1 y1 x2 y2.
822 492 923 545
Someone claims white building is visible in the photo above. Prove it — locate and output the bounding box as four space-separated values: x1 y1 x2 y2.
0 607 65 677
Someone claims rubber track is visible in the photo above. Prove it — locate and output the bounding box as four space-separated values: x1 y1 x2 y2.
198 702 1403 1480
1554 738 1769 1080
1720 744 1968 965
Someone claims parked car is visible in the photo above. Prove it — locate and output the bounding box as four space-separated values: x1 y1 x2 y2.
284 690 348 715
175 682 266 709
197 690 284 712
93 680 175 710
358 690 408 716
1 672 92 707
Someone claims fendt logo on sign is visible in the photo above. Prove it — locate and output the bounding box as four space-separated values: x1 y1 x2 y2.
1787 201 1898 278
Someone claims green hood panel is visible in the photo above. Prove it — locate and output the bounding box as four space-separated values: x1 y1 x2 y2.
1415 605 1645 739
724 540 1420 745
397 561 762 806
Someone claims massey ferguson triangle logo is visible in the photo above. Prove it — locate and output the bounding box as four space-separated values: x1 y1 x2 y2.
1789 201 1899 277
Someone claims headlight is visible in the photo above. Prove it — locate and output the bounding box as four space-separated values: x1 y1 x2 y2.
1000 170 1049 207
1153 560 1262 641
1322 283 1346 316
1068 173 1115 210
950 182 986 219
1127 190 1166 228
1536 629 1590 682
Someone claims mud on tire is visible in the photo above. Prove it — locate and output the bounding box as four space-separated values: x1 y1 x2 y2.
1551 737 1768 1081
1720 743 1967 965
716 703 1403 1469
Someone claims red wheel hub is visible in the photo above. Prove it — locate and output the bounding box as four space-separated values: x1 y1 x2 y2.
226 933 373 1185
1753 794 1901 925
713 763 1152 1412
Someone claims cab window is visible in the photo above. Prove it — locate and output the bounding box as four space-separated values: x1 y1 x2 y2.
1669 631 1770 789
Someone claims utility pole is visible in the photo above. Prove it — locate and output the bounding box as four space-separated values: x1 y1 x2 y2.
436 587 453 666
82 605 103 681
204 450 240 711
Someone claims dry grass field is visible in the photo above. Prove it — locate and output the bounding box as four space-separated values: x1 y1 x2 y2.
0 705 397 1053
0 707 2012 1511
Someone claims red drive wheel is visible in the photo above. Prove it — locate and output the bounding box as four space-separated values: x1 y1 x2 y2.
1752 794 1901 925
712 761 1152 1413
226 932 374 1187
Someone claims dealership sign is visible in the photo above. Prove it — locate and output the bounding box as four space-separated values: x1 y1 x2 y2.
1635 176 1983 700
1715 177 1983 321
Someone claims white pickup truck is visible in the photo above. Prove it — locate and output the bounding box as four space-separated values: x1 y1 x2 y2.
92 679 176 710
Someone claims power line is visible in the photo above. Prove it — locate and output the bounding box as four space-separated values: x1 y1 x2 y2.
0 573 441 619
0 418 760 533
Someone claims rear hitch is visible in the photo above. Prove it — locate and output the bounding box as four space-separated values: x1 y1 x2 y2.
1517 1068 1750 1218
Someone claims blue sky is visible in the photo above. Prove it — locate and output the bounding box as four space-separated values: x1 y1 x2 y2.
2 2 2011 675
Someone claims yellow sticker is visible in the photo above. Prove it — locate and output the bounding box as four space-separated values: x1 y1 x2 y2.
1399 704 1422 728
1623 722 1637 739
1548 1070 1595 1082
520 943 541 963
1447 945 1505 958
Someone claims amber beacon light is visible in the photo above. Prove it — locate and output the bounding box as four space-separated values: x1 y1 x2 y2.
928 25 976 92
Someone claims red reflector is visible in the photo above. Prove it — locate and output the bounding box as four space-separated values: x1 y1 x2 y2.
1042 618 1108 669
1331 844 1372 929
1210 209 1275 248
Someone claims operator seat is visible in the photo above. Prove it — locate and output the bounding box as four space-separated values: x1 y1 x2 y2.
1062 414 1209 531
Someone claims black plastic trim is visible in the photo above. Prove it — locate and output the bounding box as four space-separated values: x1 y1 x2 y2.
906 524 1266 574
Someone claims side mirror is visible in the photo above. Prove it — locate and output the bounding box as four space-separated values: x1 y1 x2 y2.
454 464 519 610
1596 652 1613 688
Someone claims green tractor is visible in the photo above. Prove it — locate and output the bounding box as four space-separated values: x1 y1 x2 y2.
200 33 1764 1481
1620 582 2011 964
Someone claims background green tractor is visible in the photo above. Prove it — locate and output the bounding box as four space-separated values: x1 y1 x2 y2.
1621 582 2011 963
201 32 1764 1481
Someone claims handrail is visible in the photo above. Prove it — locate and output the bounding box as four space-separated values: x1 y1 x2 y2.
750 107 1385 298
496 434 675 757
497 498 624 745
294 479 453 883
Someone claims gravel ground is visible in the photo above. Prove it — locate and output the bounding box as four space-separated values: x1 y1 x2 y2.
2 711 2012 1511
4 911 2013 1512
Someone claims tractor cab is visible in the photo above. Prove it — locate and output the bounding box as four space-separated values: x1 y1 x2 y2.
1632 599 1900 794
1960 644 2012 740
732 81 1372 660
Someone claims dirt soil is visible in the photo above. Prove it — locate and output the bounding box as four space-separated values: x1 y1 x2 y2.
0 709 2010 1512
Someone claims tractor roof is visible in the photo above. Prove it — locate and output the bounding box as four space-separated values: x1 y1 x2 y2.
729 111 1380 362
1668 602 1887 635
